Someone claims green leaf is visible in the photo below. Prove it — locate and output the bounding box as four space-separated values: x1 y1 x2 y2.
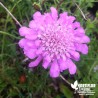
60 84 73 98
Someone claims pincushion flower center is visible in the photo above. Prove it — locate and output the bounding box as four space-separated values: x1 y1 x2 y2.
39 23 74 57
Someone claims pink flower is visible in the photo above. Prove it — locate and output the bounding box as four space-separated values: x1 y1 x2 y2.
19 7 90 78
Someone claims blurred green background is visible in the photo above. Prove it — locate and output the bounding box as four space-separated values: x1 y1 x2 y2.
0 0 98 98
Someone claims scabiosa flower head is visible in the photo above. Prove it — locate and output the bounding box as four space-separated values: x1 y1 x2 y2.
19 7 90 78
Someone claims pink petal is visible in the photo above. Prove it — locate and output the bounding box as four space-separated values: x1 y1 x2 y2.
42 60 50 69
58 58 68 72
23 39 36 50
19 26 38 40
19 26 31 36
33 11 42 20
29 56 42 67
29 20 37 29
44 13 53 24
75 35 90 43
74 27 85 37
65 52 71 58
44 55 51 62
50 7 58 20
25 33 37 40
75 43 88 54
58 12 68 25
18 38 26 48
36 47 43 55
35 40 41 46
67 59 77 74
69 50 80 61
68 16 76 23
50 60 60 78
60 12 68 18
59 12 68 23
61 54 66 61
73 22 80 28
24 49 37 59
82 36 90 43
26 40 36 48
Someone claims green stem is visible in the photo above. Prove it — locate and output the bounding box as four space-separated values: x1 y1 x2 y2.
1 14 8 71
0 0 22 71
73 1 87 20
60 74 71 85
0 2 22 27
11 0 22 12
0 31 21 39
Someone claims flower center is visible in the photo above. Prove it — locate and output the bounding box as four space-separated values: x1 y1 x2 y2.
38 22 74 58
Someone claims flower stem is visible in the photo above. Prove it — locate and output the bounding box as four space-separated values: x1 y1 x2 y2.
74 1 87 20
0 31 21 39
59 74 71 85
0 2 22 27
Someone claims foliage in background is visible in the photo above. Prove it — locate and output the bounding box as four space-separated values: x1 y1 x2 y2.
0 0 98 98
